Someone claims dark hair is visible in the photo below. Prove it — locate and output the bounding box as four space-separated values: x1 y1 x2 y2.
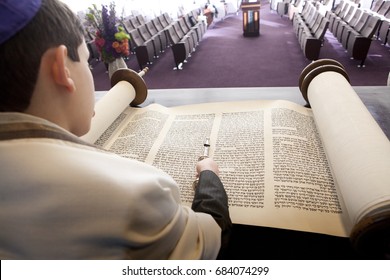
0 0 85 112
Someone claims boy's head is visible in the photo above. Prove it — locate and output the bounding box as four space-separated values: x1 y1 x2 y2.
0 0 95 136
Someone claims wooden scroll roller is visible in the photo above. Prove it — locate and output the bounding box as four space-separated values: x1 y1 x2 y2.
299 59 349 108
110 66 149 107
298 58 390 259
81 64 149 143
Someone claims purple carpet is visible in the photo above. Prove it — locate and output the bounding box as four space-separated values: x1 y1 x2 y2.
91 2 390 91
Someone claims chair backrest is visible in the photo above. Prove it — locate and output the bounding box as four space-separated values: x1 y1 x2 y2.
129 17 141 29
183 14 194 29
129 29 145 47
302 3 314 19
137 25 151 41
158 14 169 28
122 19 134 33
190 10 197 19
307 11 320 29
311 15 323 34
165 25 180 44
343 5 356 22
163 13 173 25
354 11 370 32
338 3 350 18
377 1 390 15
300 1 311 16
136 15 145 26
172 21 185 39
152 18 164 32
145 21 158 37
371 0 384 13
360 15 381 38
333 0 345 15
179 17 190 34
348 8 362 28
315 18 329 40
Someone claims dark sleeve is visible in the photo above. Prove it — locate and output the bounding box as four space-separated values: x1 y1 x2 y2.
191 170 232 259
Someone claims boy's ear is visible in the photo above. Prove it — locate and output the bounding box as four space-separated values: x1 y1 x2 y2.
51 45 75 92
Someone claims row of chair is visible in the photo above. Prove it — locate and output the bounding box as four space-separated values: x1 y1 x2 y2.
326 0 383 67
165 12 207 70
292 1 330 60
278 0 333 19
121 10 207 70
122 13 169 69
371 0 390 46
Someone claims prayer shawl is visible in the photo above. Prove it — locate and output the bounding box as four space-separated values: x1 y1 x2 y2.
0 112 222 259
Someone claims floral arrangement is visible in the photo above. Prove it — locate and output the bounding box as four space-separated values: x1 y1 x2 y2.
86 2 130 64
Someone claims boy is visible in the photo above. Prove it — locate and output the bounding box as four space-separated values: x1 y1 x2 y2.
0 0 231 259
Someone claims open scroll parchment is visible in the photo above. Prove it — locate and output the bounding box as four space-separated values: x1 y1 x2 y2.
81 74 390 248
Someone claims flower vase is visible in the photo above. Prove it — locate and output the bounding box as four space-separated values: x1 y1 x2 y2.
107 57 127 80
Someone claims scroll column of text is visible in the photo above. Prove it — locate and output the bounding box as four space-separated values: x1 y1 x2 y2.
214 111 265 208
271 108 342 213
106 110 169 162
152 114 215 203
